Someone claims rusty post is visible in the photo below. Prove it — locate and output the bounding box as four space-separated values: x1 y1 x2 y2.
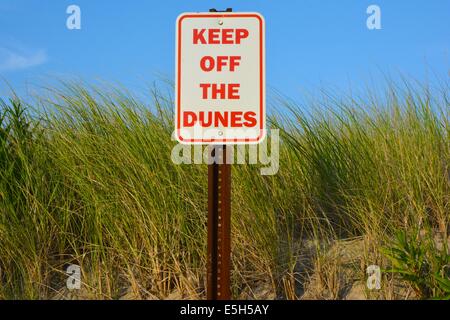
207 144 231 300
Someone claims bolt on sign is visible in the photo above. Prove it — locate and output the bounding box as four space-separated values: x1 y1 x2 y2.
175 12 266 144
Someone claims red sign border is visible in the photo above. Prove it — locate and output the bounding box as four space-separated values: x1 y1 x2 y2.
176 13 265 144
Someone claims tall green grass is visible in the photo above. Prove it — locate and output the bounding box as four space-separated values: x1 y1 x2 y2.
0 80 448 299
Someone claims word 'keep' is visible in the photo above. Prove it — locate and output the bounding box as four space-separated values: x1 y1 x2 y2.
193 29 249 44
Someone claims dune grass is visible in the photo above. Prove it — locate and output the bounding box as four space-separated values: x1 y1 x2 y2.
0 80 448 299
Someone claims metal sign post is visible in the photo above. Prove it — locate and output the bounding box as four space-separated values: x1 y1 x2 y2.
207 144 231 300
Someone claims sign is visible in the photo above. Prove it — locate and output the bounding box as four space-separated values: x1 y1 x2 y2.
175 12 265 144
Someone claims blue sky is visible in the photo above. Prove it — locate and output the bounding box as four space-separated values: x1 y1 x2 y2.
0 0 449 101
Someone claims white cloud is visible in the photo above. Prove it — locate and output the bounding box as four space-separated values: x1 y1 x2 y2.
0 47 47 72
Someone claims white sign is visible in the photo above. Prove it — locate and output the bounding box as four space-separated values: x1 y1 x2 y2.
175 12 265 144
